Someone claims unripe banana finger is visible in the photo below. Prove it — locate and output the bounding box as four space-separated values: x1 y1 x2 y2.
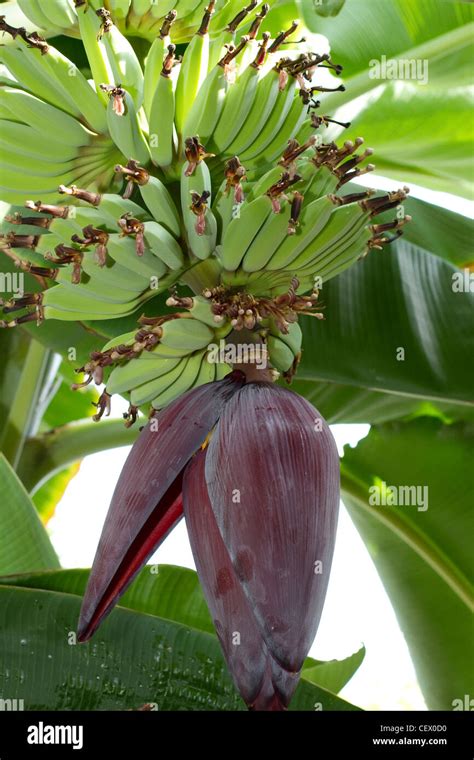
42 285 146 318
107 234 168 280
80 251 150 293
266 335 295 372
268 321 302 356
144 221 184 270
220 194 273 271
267 196 335 271
107 355 182 395
180 161 216 260
242 199 294 273
1 87 92 147
160 317 214 351
53 269 149 304
139 176 181 238
106 91 150 166
240 79 297 162
290 206 368 271
131 353 193 407
149 351 204 409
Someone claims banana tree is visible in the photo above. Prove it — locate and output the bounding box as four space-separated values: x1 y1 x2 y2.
0 0 472 711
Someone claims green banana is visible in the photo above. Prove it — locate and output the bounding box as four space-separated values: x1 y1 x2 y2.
193 349 217 387
259 95 308 166
141 342 196 359
180 161 217 260
186 294 229 328
266 195 335 270
149 350 204 409
0 166 78 193
210 33 269 153
182 56 229 144
143 221 184 270
211 176 239 238
101 21 144 108
0 153 79 179
139 175 181 238
130 353 191 406
160 317 214 350
53 267 149 304
41 47 108 135
175 18 210 139
107 354 183 395
241 197 293 272
244 165 282 202
41 283 147 319
297 213 370 276
225 65 281 156
148 47 177 168
80 251 151 293
268 320 302 354
0 45 82 122
239 78 297 162
39 0 77 32
0 87 93 147
107 234 168 280
266 334 294 372
143 11 177 118
105 90 150 166
312 230 372 283
0 127 77 166
220 193 272 270
46 216 83 242
288 204 368 271
297 161 340 204
99 193 150 222
75 3 114 104
17 0 63 34
65 206 117 231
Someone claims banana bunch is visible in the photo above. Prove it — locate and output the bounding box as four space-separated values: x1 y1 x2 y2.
0 171 188 323
86 295 232 418
14 0 257 43
0 21 122 204
73 293 303 419
0 4 411 420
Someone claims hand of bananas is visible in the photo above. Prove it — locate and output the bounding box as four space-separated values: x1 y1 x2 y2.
0 1 410 420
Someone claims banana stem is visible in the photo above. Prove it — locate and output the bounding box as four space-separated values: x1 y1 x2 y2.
181 258 222 294
1 338 53 470
17 419 139 494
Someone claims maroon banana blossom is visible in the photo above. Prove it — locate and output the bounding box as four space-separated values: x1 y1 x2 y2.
77 371 340 710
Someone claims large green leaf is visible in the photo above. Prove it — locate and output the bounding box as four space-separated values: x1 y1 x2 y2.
295 240 474 406
346 83 473 198
302 0 473 83
301 646 365 693
291 200 473 424
0 566 364 693
340 417 474 709
291 379 474 425
0 584 359 710
298 0 473 196
0 329 31 441
0 454 59 573
400 197 473 268
32 463 81 523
